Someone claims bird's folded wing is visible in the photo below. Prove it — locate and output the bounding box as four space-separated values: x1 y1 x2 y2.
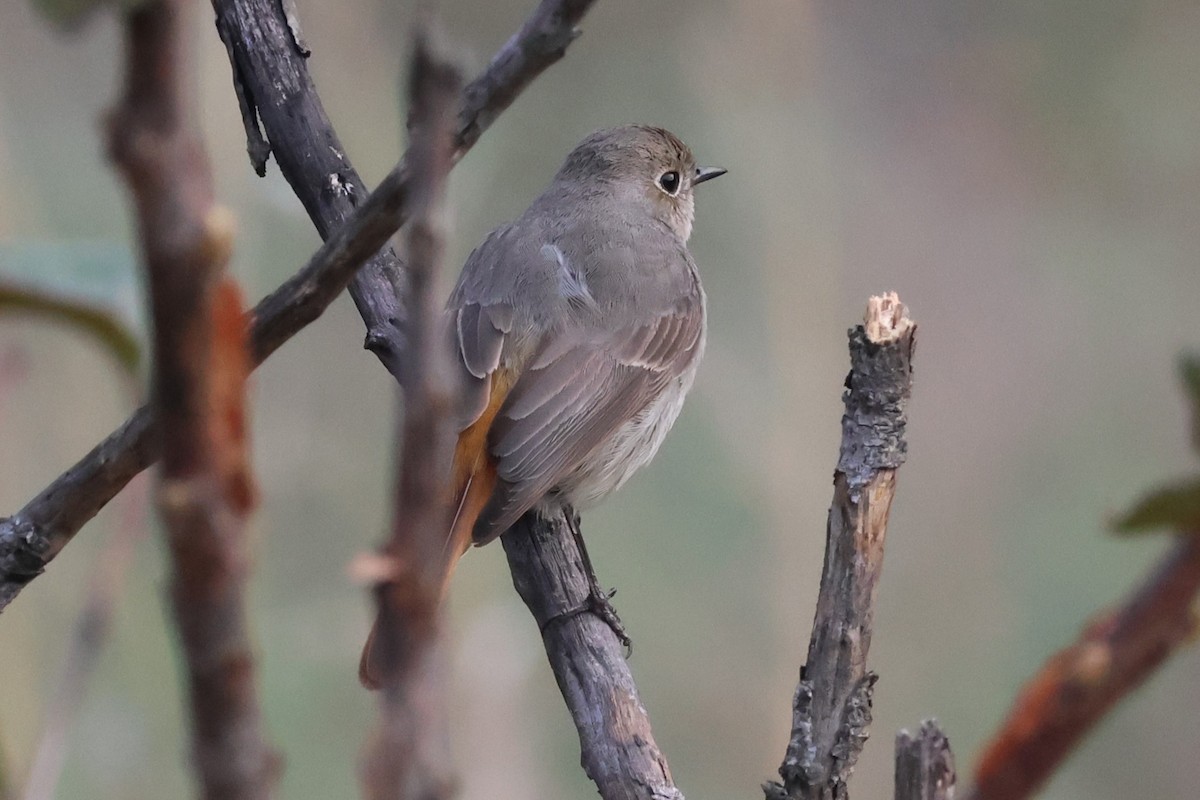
455 300 513 424
472 295 703 543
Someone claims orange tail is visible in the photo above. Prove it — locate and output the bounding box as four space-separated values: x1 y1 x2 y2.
358 370 511 689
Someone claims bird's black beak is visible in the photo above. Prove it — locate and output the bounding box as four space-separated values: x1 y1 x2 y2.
694 166 727 185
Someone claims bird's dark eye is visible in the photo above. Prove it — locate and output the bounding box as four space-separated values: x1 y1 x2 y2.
658 170 681 195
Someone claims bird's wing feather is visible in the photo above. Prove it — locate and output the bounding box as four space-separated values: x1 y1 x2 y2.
451 226 520 425
472 292 704 543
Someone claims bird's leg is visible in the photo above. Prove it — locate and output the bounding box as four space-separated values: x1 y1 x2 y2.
560 506 632 655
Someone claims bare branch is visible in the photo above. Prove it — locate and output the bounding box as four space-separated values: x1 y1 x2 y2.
766 293 916 800
359 24 462 800
211 0 598 380
22 478 149 800
966 532 1200 800
501 513 684 800
894 721 956 800
106 2 276 797
0 0 597 613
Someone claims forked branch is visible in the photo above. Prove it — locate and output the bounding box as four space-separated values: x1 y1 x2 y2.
0 0 598 613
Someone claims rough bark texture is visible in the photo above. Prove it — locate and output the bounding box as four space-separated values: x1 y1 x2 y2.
106 2 277 797
895 721 956 800
0 407 155 610
501 512 684 800
0 0 597 613
359 26 462 800
212 0 598 381
766 294 915 800
966 531 1200 800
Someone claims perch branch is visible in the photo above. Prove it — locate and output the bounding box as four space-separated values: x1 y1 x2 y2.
106 1 276 797
894 721 956 800
966 531 1200 800
501 513 684 800
766 293 916 800
0 0 597 612
359 25 461 800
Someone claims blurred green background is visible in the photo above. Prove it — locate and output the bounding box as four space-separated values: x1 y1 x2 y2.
2 1 1199 798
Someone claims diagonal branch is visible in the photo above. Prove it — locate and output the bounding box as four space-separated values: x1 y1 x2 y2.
359 24 462 800
105 0 277 797
0 0 597 613
212 0 597 381
766 294 916 800
966 531 1200 800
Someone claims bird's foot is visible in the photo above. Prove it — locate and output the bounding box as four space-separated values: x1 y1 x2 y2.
585 584 632 656
539 586 633 657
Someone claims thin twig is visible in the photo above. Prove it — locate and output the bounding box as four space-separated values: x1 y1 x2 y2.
106 2 276 798
966 532 1200 800
501 513 684 800
894 721 956 800
0 0 598 613
766 293 916 800
359 24 462 800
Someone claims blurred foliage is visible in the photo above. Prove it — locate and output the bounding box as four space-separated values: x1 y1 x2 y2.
0 282 139 377
1114 354 1200 534
1182 353 1200 452
0 241 141 376
30 0 148 31
1114 478 1200 534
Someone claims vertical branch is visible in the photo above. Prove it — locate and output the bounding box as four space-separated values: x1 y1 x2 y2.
894 721 956 800
360 25 463 800
501 514 684 800
766 294 916 800
106 2 277 799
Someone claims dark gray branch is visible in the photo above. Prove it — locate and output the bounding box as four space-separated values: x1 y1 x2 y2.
895 721 956 800
0 408 155 611
501 513 684 800
0 0 597 613
766 294 916 800
211 0 598 381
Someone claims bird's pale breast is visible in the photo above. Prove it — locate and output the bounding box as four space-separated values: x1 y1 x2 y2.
549 319 706 510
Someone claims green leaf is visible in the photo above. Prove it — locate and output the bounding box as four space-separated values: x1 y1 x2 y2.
1113 478 1200 534
1180 353 1200 455
0 241 142 378
0 283 141 377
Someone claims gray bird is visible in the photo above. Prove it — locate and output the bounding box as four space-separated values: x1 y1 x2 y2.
361 124 724 686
